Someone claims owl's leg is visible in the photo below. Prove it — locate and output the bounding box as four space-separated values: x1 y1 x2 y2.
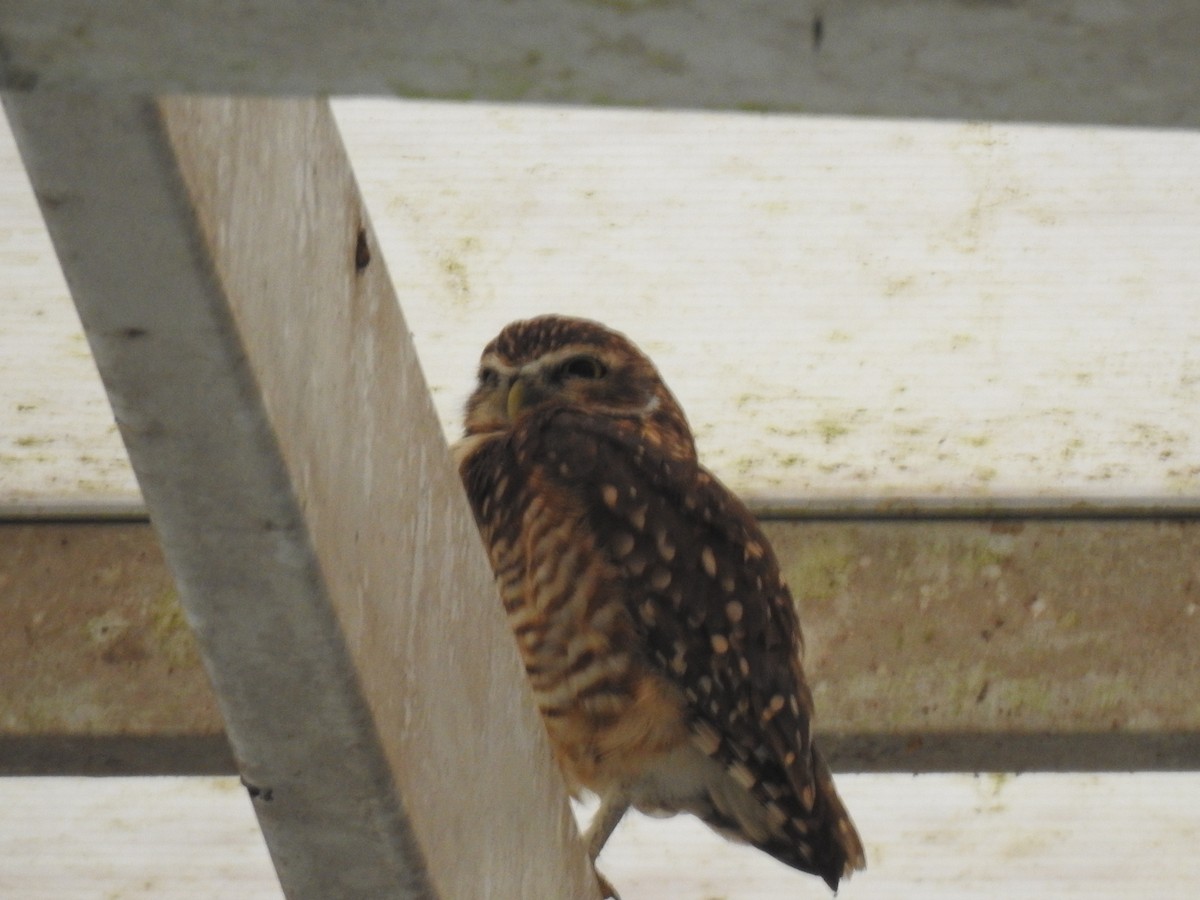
584 790 630 899
584 790 630 859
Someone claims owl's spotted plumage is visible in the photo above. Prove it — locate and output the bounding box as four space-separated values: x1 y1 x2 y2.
454 315 864 896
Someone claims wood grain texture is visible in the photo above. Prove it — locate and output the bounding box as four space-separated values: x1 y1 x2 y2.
3 95 597 898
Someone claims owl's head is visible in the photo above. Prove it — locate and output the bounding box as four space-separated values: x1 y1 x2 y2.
462 315 692 450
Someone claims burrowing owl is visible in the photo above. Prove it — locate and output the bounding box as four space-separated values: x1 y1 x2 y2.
454 315 864 896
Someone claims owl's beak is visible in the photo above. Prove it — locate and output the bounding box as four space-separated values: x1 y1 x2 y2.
507 372 549 420
506 379 528 421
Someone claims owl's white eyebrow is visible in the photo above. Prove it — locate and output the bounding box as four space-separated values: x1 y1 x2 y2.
482 346 610 377
478 354 516 376
636 394 661 415
523 346 608 372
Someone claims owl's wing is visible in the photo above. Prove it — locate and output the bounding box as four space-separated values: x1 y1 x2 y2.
523 408 864 884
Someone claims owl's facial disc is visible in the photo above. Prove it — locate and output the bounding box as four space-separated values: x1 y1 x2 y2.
504 349 611 419
462 316 691 445
466 341 653 434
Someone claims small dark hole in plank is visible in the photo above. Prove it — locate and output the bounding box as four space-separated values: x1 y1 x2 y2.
354 228 371 272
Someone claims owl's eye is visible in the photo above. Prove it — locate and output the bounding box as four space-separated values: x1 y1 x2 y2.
479 367 501 388
560 355 607 381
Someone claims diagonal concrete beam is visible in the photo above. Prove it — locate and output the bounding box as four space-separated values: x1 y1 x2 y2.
2 93 597 898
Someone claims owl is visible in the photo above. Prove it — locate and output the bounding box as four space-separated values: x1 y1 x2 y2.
453 315 864 897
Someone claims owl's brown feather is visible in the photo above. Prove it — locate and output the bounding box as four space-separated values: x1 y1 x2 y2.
456 315 865 895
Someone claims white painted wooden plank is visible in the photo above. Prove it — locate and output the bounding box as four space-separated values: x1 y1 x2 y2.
4 102 1200 515
0 778 283 900
3 774 1198 898
3 2 1200 128
3 94 597 898
599 773 1200 898
336 102 1200 515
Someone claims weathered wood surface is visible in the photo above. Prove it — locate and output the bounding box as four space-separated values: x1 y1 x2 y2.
4 520 1197 774
3 773 1199 898
5 103 1200 517
3 95 597 898
2 2 1200 127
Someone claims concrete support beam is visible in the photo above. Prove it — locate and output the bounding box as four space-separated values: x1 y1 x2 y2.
5 519 1198 774
2 95 597 898
0 522 232 775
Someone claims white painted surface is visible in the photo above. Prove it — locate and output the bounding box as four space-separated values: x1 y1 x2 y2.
0 777 281 900
0 116 137 514
2 774 1198 898
4 101 1200 513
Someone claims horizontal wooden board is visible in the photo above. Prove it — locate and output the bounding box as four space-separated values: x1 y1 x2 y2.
2 2 1200 128
4 102 1200 515
4 520 1197 773
2 774 1199 898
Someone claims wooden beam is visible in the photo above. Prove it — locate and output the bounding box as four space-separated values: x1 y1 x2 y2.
2 2 1200 127
5 519 1198 774
2 95 598 898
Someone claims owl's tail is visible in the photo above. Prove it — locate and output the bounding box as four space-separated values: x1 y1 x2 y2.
697 741 865 891
734 743 866 893
806 745 866 891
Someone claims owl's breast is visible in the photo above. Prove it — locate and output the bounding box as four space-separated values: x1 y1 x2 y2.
478 474 689 794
